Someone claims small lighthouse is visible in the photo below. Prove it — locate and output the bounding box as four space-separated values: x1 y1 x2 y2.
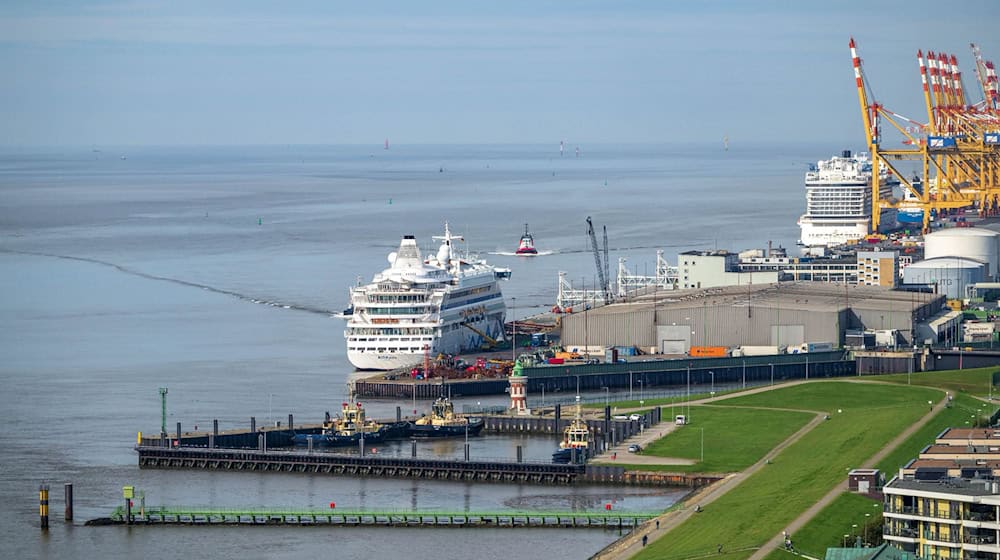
509 361 528 414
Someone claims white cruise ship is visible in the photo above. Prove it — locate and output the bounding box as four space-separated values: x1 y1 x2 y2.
344 223 509 371
798 150 898 247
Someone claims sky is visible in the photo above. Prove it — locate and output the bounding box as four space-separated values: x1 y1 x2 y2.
1 0 998 146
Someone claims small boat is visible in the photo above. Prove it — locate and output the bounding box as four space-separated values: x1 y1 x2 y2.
408 397 485 438
552 396 590 464
293 401 400 446
515 224 538 255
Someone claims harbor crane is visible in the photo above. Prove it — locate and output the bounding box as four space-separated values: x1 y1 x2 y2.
586 216 612 305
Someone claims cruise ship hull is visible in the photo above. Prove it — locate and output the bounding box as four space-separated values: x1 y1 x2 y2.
347 311 504 371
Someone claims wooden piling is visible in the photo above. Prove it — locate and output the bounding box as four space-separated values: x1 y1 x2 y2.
64 483 73 522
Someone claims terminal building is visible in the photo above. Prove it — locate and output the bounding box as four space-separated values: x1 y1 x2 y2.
559 282 944 354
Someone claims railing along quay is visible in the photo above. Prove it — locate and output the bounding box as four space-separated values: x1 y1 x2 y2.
106 506 658 528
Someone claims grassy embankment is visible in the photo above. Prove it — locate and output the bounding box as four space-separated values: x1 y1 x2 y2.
631 380 942 560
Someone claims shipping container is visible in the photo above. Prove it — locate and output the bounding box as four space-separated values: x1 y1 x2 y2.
733 345 783 357
688 346 730 358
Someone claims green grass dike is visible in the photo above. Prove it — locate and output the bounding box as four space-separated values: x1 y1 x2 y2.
631 380 942 560
616 406 813 473
761 492 882 560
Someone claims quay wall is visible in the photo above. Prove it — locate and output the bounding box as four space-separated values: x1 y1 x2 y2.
353 352 855 398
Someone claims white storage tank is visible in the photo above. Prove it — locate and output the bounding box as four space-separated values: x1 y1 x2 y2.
923 228 1000 278
902 257 986 299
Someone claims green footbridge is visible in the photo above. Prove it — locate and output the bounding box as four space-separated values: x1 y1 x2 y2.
109 506 660 529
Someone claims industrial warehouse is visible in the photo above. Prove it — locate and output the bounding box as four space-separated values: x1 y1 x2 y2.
558 282 943 354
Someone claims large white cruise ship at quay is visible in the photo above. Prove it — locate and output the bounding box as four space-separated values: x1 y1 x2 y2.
344 224 509 371
798 150 898 247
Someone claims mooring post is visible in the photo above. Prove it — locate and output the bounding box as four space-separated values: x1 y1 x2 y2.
396 406 401 423
258 433 264 452
516 445 523 463
307 436 313 454
554 404 561 431
571 447 577 464
123 485 133 526
208 433 214 448
39 484 49 530
411 440 417 458
359 438 365 457
464 443 470 462
213 419 219 446
64 483 73 522
288 414 293 432
251 416 256 433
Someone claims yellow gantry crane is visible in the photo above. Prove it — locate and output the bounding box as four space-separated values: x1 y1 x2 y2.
850 38 1000 233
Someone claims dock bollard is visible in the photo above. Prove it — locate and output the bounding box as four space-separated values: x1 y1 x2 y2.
288 414 293 432
258 433 264 453
213 419 219 443
411 440 417 458
516 445 523 463
64 483 73 522
464 443 470 462
208 433 214 448
359 438 365 457
307 436 313 454
554 405 561 430
251 416 256 433
39 484 49 530
396 406 401 423
176 422 182 444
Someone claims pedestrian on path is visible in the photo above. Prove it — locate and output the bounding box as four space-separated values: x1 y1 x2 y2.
718 544 723 554
656 519 660 530
642 535 648 547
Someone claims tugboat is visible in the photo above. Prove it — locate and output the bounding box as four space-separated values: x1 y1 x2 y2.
552 396 590 464
515 223 538 255
293 401 399 446
408 397 485 438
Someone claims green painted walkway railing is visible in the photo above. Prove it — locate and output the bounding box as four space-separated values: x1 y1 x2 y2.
110 506 661 526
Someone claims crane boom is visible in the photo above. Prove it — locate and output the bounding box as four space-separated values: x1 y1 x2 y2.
586 216 610 305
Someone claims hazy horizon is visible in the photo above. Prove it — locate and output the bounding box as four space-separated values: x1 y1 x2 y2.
2 0 997 147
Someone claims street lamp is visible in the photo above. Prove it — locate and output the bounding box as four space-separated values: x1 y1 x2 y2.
511 297 516 362
602 386 609 407
686 363 691 422
709 371 715 396
638 379 644 408
864 512 871 545
769 363 774 386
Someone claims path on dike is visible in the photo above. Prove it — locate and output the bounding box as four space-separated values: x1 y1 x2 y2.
592 380 948 560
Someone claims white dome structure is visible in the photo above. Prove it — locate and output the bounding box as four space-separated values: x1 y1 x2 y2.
923 228 1000 278
903 257 986 299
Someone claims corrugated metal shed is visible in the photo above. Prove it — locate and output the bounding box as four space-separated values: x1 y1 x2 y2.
558 282 943 350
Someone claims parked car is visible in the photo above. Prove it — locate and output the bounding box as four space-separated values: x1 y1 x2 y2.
629 414 642 421
627 444 642 453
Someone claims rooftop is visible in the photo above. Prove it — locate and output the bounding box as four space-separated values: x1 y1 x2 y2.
602 282 937 315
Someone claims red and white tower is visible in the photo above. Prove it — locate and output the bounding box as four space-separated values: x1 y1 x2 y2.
509 362 527 414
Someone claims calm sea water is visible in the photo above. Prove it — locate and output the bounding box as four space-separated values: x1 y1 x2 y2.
0 143 826 558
